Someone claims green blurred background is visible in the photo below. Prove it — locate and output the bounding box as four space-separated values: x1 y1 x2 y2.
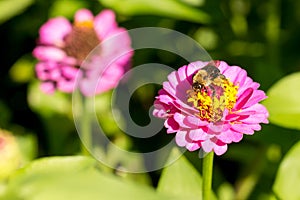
1 0 300 199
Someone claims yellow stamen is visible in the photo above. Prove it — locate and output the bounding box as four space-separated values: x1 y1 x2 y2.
75 20 94 28
222 79 239 110
187 78 238 122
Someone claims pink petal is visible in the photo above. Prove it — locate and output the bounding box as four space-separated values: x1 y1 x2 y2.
243 90 267 108
233 68 247 86
222 66 243 82
153 101 171 118
201 139 214 153
40 82 55 94
167 65 190 93
39 17 72 46
36 62 51 80
242 77 259 90
218 61 230 73
186 61 209 77
253 124 262 131
158 88 169 96
57 79 75 93
36 62 57 71
216 130 243 143
94 9 118 39
213 144 228 155
188 129 209 141
79 49 129 95
163 81 177 97
184 115 209 127
240 113 268 124
177 65 189 82
74 9 94 23
230 110 256 116
186 142 201 151
167 71 180 89
207 122 229 134
156 93 174 105
230 123 255 134
173 113 190 129
36 71 49 80
174 81 192 103
236 104 269 124
235 88 253 110
97 31 132 66
225 113 243 121
49 68 61 80
94 63 125 93
173 100 198 116
154 99 169 110
113 46 133 66
61 66 78 79
237 78 260 97
241 103 268 114
79 78 97 97
175 131 188 147
165 117 180 133
33 46 67 62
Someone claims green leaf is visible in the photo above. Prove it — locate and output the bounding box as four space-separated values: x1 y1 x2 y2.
99 0 210 24
9 55 34 83
0 100 11 127
2 156 186 200
49 0 88 18
179 0 205 7
157 148 203 198
0 0 34 24
27 81 72 117
263 72 300 130
94 91 124 136
194 27 219 50
13 156 96 176
273 141 300 199
217 183 235 200
15 133 38 165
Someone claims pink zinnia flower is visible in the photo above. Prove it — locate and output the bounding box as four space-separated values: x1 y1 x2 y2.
33 9 133 96
153 61 269 155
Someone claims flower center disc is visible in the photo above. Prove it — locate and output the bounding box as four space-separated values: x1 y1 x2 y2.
188 74 238 122
63 22 100 63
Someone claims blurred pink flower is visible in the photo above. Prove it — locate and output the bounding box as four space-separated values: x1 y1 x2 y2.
153 61 269 155
33 9 133 96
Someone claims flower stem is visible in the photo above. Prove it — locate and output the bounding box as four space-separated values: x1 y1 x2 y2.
202 151 214 200
80 95 92 156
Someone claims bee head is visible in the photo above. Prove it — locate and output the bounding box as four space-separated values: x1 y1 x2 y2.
192 82 208 93
192 82 202 90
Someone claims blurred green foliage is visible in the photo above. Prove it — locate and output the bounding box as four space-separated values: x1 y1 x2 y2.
263 72 300 130
273 140 300 199
1 0 300 199
2 156 184 200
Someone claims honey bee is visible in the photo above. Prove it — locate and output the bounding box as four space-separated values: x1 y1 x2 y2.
188 62 227 122
191 62 226 96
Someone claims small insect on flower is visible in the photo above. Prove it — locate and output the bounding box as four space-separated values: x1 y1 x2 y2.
187 61 232 122
190 61 226 95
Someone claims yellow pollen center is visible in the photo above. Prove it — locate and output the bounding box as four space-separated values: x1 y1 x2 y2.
74 20 94 28
187 78 238 122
